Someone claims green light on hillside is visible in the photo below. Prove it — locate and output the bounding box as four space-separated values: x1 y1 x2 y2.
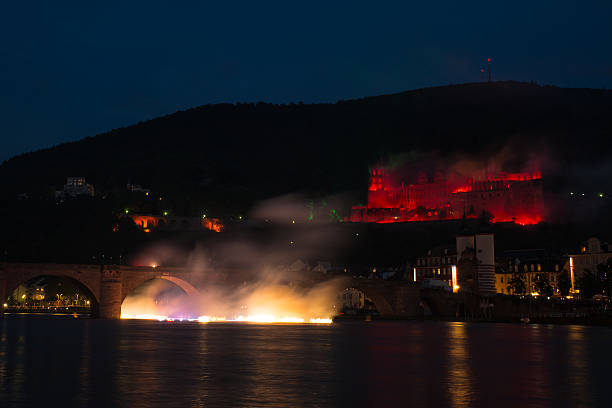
163 211 168 216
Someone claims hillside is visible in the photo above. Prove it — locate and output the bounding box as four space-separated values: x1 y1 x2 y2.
2 81 612 216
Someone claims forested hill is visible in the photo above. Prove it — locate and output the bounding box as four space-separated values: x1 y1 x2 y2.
2 81 612 215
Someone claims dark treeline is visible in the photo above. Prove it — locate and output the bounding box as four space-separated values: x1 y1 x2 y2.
1 81 612 217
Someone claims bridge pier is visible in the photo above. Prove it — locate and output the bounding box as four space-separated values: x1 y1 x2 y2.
99 269 123 319
0 278 5 319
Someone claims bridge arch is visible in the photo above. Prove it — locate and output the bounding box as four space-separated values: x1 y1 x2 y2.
338 285 394 316
120 274 201 319
1 266 101 317
357 287 394 316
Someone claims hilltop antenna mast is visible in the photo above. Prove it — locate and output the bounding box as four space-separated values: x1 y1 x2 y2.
487 58 492 82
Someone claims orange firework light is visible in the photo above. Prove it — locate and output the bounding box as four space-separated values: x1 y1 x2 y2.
348 167 544 225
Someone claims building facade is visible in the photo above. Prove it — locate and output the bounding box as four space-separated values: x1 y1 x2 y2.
495 249 565 295
413 245 457 291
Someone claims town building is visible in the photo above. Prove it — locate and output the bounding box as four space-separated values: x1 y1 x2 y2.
414 233 495 295
495 249 566 295
565 237 612 293
414 245 457 289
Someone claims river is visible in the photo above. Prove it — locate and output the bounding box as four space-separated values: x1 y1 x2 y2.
0 316 610 407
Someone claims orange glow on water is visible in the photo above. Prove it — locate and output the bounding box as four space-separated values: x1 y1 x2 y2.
121 274 339 325
120 313 332 324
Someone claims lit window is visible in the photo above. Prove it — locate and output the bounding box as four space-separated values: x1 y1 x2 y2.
537 264 541 272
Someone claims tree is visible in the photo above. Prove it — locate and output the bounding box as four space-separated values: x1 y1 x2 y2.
596 259 612 298
578 269 601 299
557 270 572 297
577 261 612 300
534 273 553 297
507 273 527 295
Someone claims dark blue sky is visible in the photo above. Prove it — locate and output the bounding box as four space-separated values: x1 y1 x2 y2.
2 1 611 163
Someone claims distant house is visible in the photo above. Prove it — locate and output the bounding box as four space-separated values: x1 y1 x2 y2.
312 261 347 275
56 177 94 200
126 183 151 195
369 266 400 280
312 261 332 274
287 259 309 273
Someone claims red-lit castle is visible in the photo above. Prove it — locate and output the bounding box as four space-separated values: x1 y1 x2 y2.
348 167 544 225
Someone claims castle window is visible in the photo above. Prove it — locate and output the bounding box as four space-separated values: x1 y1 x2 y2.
531 264 535 272
537 264 541 272
555 264 559 271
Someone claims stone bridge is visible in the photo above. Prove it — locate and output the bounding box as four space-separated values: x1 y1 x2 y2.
0 263 202 319
0 262 443 319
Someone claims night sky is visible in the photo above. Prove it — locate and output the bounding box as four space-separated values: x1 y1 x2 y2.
2 1 611 163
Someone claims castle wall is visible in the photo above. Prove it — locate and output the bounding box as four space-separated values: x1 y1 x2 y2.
350 168 544 225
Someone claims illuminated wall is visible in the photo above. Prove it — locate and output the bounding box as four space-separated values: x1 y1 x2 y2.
350 167 544 225
127 214 223 233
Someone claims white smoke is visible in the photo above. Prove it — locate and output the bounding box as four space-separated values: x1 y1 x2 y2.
121 194 349 322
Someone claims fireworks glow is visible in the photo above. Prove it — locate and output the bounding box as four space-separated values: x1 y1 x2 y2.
120 313 332 324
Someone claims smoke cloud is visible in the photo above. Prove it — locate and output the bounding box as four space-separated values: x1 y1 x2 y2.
121 195 350 322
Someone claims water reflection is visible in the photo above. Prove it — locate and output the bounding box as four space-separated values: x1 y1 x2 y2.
446 322 474 408
75 321 90 405
523 325 553 405
567 326 592 407
0 318 611 407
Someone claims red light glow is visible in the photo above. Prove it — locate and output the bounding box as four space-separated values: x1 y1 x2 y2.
349 167 544 226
